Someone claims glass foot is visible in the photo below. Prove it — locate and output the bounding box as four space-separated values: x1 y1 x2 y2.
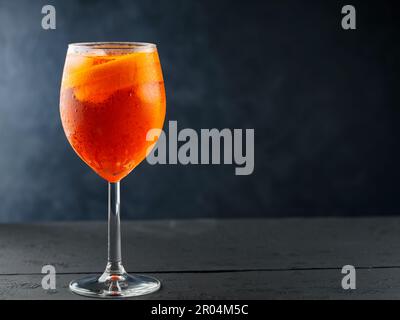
69 265 161 298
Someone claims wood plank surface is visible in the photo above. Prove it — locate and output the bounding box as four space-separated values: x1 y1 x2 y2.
1 218 400 299
1 218 400 274
1 268 400 300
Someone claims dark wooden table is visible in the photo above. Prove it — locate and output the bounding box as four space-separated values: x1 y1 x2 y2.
1 218 400 299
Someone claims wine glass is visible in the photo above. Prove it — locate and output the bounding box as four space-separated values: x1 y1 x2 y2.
59 42 166 298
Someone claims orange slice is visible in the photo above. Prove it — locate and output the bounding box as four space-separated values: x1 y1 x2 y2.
62 51 162 103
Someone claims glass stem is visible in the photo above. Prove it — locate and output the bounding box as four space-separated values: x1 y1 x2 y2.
107 181 124 274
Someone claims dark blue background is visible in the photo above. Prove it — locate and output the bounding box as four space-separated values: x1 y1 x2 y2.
0 0 399 221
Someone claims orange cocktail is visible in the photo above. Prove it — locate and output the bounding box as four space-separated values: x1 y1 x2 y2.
60 43 165 182
60 43 165 298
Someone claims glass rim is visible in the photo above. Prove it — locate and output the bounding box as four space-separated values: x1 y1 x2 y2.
68 42 157 53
